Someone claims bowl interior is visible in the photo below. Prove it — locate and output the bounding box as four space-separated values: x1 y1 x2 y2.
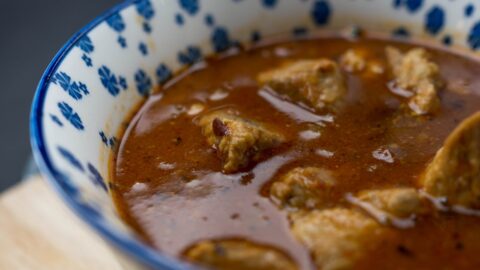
31 0 480 268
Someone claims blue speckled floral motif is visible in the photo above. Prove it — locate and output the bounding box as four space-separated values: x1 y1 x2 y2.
99 131 117 149
393 0 424 13
82 54 93 67
55 172 78 196
293 27 308 37
118 36 127 48
98 66 127 96
204 14 214 27
443 35 452 46
79 201 102 219
52 72 71 90
179 0 199 15
136 0 154 19
143 23 152 33
156 64 172 84
50 114 63 127
135 0 155 33
57 148 108 195
425 6 445 35
107 12 127 48
57 102 84 130
119 76 127 89
99 131 108 144
175 13 184 25
211 27 233 52
107 13 126 32
57 146 84 172
392 27 410 38
87 163 108 192
109 137 117 148
178 46 202 65
262 0 277 9
135 69 152 96
465 4 475 17
311 0 331 26
76 35 94 67
99 66 119 96
76 35 94 53
52 72 90 100
139 42 148 55
468 22 480 49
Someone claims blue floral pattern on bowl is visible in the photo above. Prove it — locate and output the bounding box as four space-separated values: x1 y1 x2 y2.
30 0 480 269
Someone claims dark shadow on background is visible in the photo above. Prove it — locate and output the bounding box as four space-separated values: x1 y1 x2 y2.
0 0 120 191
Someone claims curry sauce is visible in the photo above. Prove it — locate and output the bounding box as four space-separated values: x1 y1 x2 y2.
112 33 480 269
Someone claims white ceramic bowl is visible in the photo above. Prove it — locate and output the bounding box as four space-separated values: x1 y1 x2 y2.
30 0 480 269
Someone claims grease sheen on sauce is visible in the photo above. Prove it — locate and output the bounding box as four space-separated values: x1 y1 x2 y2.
113 35 480 269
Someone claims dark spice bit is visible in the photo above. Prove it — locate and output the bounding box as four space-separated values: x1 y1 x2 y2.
212 118 229 137
108 182 119 191
172 136 182 145
455 242 464 251
142 154 153 162
230 213 240 220
213 243 226 257
396 245 414 257
143 177 153 183
240 172 255 185
448 99 465 111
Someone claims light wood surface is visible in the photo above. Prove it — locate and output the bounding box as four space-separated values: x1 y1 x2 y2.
0 176 123 270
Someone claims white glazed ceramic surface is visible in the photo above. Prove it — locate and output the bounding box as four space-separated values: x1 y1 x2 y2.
30 0 480 269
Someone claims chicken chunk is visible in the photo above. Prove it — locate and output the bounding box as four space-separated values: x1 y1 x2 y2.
386 47 441 90
407 81 440 115
290 208 383 270
356 188 426 218
386 46 441 115
340 49 366 72
199 111 285 173
421 112 480 208
184 239 298 270
270 167 336 209
340 49 385 76
257 59 346 110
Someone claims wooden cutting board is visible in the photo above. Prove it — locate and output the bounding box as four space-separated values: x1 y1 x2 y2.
0 176 123 270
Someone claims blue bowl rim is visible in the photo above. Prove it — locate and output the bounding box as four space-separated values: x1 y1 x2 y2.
29 1 191 269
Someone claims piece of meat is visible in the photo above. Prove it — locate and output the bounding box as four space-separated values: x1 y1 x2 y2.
340 49 366 72
199 111 285 173
386 46 441 115
421 112 480 208
340 49 385 76
290 208 383 270
407 81 440 115
184 239 298 270
257 59 346 110
270 167 336 209
356 188 426 218
386 47 441 90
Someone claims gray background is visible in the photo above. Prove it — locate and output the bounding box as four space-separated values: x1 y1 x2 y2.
0 0 120 191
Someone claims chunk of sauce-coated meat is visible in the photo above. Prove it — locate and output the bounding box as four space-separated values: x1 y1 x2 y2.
113 34 480 269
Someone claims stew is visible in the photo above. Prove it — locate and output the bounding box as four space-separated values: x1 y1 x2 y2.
112 31 480 270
